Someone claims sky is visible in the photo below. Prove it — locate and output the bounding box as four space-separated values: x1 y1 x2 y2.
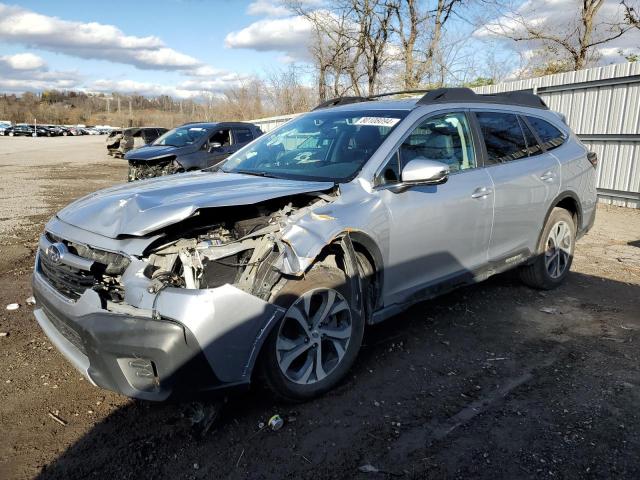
0 0 638 98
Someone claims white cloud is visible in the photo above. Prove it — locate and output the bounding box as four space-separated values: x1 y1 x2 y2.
0 3 260 98
247 0 324 17
0 53 82 92
225 15 314 61
89 72 252 99
247 0 291 17
0 51 248 98
1 52 46 70
0 3 203 71
90 79 199 99
476 0 640 66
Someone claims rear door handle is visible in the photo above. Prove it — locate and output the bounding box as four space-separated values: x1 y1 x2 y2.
540 171 555 182
471 186 493 199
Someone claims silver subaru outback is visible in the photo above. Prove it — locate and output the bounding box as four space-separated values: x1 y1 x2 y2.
33 88 597 401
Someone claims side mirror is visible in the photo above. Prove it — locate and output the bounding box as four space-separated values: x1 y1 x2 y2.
401 158 449 185
208 142 222 152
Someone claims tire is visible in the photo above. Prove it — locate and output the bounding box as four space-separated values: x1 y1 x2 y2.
259 265 364 402
520 207 576 290
8 132 14 137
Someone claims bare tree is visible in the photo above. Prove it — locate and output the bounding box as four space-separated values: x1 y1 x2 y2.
220 79 265 120
347 0 396 95
623 0 640 28
285 0 396 97
263 64 316 114
284 1 356 100
391 0 465 89
483 0 635 72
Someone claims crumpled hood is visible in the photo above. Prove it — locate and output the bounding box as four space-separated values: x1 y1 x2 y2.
57 171 334 239
124 144 197 161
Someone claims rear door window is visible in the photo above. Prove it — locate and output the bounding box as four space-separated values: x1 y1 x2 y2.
476 112 528 163
234 128 254 144
525 116 567 151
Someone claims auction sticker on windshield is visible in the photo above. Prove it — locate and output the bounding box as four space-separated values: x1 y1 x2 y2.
354 117 401 127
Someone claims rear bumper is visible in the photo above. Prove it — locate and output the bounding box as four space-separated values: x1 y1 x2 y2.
32 257 284 401
577 203 597 239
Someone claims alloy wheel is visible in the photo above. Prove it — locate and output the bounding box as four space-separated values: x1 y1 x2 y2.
276 288 352 385
545 220 572 279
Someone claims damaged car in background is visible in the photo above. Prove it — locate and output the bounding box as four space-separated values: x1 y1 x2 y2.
106 127 168 158
32 88 597 401
124 122 262 182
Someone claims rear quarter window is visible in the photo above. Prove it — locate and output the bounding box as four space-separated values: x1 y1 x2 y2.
526 116 567 151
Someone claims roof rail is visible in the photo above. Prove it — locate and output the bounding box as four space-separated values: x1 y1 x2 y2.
312 96 369 110
312 87 548 111
312 89 433 111
416 87 548 110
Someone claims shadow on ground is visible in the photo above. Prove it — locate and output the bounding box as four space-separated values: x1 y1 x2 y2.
35 271 640 479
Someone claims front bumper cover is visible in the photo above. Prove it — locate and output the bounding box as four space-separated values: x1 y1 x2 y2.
32 259 285 401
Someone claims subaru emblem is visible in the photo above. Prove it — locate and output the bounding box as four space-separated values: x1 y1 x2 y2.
46 243 66 265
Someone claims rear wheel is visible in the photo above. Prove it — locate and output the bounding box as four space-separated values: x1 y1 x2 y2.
520 207 575 289
260 266 364 402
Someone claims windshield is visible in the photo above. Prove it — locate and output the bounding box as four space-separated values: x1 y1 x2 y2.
220 109 408 182
153 125 209 147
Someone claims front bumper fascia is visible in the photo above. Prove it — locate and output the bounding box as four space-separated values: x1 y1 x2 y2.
32 261 285 401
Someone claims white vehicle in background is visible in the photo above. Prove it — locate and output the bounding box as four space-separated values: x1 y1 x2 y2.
0 121 11 135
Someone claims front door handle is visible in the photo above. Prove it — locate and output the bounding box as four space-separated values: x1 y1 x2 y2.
540 171 556 182
471 186 493 199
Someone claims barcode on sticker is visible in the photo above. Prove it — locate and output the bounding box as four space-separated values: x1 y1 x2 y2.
354 117 400 127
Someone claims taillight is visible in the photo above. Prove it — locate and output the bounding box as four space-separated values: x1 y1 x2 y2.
587 151 598 168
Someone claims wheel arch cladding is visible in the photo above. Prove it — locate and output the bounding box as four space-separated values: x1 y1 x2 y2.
555 194 582 227
349 232 384 312
536 191 583 251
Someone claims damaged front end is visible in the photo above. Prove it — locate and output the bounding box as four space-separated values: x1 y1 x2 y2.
32 190 338 400
128 157 180 182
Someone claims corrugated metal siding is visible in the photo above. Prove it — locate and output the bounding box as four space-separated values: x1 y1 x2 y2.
251 63 640 207
250 113 300 133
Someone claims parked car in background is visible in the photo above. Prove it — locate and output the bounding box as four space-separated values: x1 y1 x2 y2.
5 124 52 136
0 124 12 135
125 122 262 181
106 127 167 158
105 129 122 154
31 88 597 401
42 125 65 136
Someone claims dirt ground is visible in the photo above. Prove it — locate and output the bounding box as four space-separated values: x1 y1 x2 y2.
0 136 639 480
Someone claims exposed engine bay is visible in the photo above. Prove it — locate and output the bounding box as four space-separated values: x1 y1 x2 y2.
44 191 338 308
128 157 178 182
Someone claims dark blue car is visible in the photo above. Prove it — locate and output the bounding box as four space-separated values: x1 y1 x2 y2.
124 122 262 181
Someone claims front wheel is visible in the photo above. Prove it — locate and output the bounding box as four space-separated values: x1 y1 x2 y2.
260 266 363 402
520 207 576 289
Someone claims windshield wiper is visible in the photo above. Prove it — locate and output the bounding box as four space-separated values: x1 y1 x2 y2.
232 169 278 178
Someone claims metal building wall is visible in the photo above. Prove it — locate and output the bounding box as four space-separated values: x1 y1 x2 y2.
251 62 640 207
